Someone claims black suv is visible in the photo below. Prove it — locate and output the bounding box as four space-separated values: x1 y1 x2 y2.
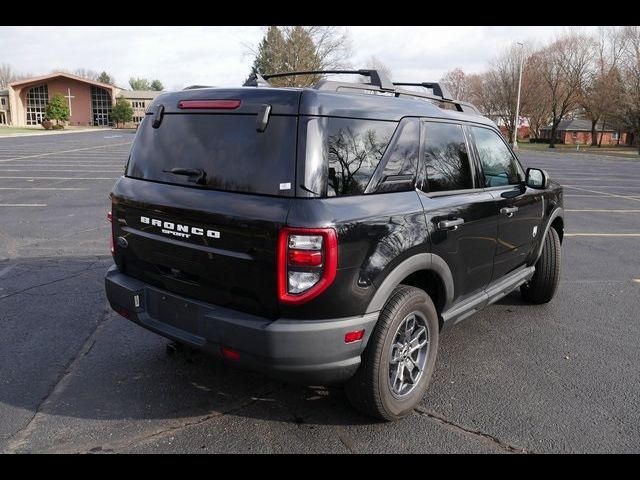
105 70 564 420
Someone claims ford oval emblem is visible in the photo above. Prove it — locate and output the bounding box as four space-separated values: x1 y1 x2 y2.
117 236 128 248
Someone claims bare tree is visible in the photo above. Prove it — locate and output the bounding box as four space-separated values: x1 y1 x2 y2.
537 33 595 148
620 26 640 154
247 26 352 87
365 56 392 80
0 63 17 88
521 54 553 140
581 27 625 146
480 44 534 143
305 26 352 70
440 68 469 100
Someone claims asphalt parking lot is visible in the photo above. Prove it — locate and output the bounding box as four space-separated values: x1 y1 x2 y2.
0 131 638 453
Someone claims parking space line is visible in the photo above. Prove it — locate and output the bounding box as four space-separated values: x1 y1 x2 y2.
0 176 116 180
0 187 88 190
564 186 640 203
0 204 47 207
565 185 640 189
565 209 640 213
565 233 640 237
0 142 132 163
0 170 122 173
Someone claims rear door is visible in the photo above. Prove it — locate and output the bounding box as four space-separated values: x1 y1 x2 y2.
111 89 301 318
418 120 498 304
468 125 543 279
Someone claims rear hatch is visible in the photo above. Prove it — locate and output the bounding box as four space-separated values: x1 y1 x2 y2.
111 88 301 318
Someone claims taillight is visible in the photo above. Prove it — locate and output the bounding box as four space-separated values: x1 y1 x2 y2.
278 227 338 305
107 211 115 256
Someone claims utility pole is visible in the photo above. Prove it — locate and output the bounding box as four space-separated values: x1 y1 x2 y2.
513 42 524 151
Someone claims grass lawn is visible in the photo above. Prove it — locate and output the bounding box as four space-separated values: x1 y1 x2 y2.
0 126 48 136
516 142 639 158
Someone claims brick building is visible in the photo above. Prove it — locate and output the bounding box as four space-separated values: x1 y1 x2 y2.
1 72 161 127
539 118 629 146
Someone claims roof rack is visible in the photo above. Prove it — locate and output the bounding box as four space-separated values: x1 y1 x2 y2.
245 69 395 91
243 69 480 115
392 82 452 100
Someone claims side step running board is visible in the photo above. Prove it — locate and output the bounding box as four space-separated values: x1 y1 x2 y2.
441 266 535 327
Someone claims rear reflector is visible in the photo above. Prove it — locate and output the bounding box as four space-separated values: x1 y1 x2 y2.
220 347 241 361
344 330 365 343
178 99 241 110
107 211 114 255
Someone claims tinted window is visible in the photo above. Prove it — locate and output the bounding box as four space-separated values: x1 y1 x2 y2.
372 118 420 193
127 114 297 196
327 118 396 196
422 122 473 192
472 127 523 187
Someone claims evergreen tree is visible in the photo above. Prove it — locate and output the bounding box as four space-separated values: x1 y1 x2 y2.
111 96 134 128
150 79 164 91
97 71 114 85
45 93 70 126
247 26 287 86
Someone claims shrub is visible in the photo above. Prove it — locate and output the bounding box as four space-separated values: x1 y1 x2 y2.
41 120 53 130
52 124 65 130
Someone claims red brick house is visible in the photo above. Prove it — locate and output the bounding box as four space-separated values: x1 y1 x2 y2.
539 118 629 145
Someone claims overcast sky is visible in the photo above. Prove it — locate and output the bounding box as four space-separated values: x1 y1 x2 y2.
1 26 599 90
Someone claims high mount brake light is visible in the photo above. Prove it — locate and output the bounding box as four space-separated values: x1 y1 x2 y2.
277 228 337 305
177 99 241 110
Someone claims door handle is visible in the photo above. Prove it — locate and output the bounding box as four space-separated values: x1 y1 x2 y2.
437 218 464 231
500 206 519 217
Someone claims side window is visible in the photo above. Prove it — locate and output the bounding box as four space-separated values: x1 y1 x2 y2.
472 127 523 187
373 118 420 193
327 118 396 196
422 122 473 193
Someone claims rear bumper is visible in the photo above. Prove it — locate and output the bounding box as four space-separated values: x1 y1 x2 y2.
105 266 378 384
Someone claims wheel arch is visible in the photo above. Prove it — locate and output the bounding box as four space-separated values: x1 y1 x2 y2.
365 253 454 329
532 207 564 264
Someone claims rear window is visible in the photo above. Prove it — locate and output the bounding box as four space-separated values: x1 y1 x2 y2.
126 114 297 196
326 118 396 196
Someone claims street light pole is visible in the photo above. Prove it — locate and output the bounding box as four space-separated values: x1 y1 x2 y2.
513 42 524 151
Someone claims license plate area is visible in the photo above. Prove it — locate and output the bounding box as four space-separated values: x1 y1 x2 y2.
145 289 199 333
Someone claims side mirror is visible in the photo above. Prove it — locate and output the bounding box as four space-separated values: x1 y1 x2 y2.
526 168 549 189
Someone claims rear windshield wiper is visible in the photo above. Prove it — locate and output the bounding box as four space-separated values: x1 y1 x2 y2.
163 168 207 185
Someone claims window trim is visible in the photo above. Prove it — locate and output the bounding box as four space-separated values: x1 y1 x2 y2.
417 118 477 195
467 124 525 189
364 117 419 194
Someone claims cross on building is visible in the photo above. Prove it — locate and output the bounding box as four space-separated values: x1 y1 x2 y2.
64 88 75 116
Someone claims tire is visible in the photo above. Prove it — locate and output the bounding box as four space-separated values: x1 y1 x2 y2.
521 227 561 304
345 285 439 421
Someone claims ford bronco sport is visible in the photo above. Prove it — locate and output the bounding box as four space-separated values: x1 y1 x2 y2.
105 69 564 420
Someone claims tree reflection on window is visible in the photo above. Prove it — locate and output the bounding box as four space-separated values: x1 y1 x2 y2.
423 123 473 192
327 119 395 196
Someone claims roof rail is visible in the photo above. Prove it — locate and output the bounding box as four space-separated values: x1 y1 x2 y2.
392 82 452 101
243 68 480 115
245 69 395 91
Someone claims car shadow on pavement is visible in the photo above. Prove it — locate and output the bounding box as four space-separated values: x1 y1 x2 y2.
0 255 374 445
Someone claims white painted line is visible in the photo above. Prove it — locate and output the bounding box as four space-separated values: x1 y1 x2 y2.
0 169 122 173
566 209 640 213
633 279 640 284
103 135 123 138
565 233 640 237
0 204 47 207
564 186 640 203
565 185 640 189
0 187 88 190
0 141 132 163
0 264 16 278
0 176 116 180
564 194 608 197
